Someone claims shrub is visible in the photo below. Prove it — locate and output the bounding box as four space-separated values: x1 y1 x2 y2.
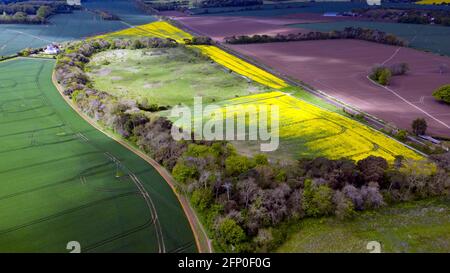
254 153 269 165
395 129 408 141
191 188 213 212
18 48 32 57
186 36 214 45
225 155 255 176
432 84 450 104
184 144 211 157
203 204 222 231
378 68 392 86
369 65 392 86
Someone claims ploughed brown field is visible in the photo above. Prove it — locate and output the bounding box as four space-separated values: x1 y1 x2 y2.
173 14 328 41
229 39 450 137
170 12 359 41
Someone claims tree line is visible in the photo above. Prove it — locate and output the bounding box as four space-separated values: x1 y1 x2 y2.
352 8 450 26
145 0 263 11
55 38 449 252
0 1 71 24
224 27 407 47
88 9 120 21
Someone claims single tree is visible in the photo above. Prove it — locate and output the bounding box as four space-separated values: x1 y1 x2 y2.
36 6 51 19
412 118 427 135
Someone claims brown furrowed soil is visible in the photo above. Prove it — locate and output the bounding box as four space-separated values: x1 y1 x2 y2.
229 39 450 136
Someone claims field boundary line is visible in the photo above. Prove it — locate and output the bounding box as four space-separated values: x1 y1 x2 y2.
0 55 18 63
366 76 450 130
51 67 212 253
381 47 402 65
6 29 54 43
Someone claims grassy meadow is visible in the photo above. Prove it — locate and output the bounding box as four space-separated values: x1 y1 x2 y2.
277 197 450 253
87 48 271 106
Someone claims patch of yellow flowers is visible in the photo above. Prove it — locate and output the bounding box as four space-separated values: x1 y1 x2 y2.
416 0 450 4
220 92 423 162
98 21 193 43
192 45 288 89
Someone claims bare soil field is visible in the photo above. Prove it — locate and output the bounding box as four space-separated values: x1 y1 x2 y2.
229 40 450 137
174 14 328 41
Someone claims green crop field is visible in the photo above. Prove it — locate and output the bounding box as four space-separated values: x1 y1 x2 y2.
0 0 158 58
277 197 450 253
0 58 196 253
87 48 271 107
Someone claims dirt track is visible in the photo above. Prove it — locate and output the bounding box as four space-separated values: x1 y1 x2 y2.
229 40 450 137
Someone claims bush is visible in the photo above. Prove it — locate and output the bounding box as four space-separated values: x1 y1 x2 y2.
184 144 215 158
186 36 214 45
378 68 392 86
395 129 408 141
432 84 450 104
369 66 392 86
225 155 255 176
191 188 213 212
254 153 269 165
204 204 222 231
18 48 32 56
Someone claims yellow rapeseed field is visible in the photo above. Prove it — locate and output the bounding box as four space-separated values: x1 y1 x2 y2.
98 21 193 43
192 45 288 89
213 92 423 162
416 0 450 4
